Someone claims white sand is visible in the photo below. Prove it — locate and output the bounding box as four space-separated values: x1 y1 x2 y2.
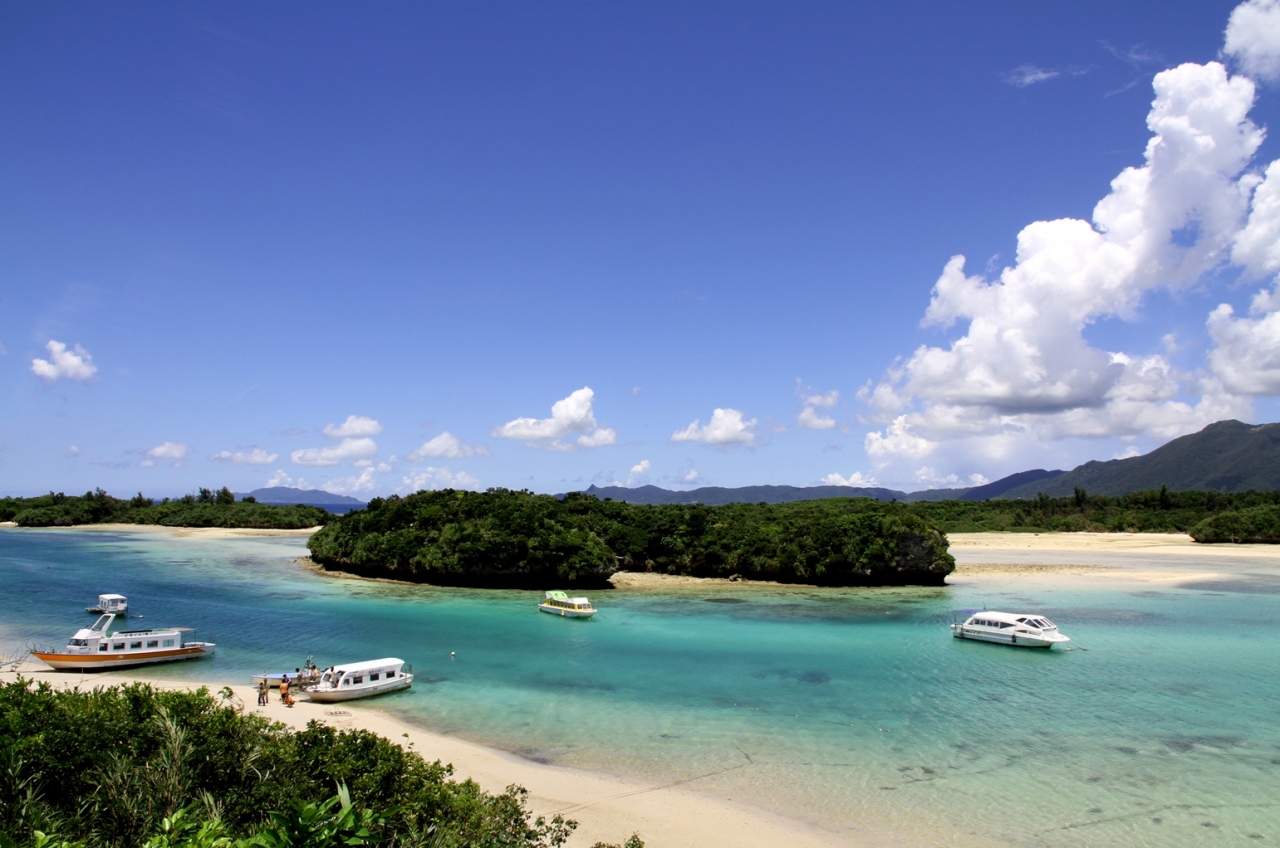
948 531 1278 557
0 664 855 848
947 532 1280 586
4 523 320 538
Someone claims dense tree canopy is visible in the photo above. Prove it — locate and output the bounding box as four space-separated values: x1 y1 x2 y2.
0 489 328 530
0 680 645 848
307 489 956 587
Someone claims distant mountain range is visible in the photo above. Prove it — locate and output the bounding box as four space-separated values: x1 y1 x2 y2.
997 419 1280 498
579 468 1063 505
236 487 367 513
578 419 1280 505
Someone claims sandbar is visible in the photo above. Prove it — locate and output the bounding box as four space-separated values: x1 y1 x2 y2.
0 664 855 848
1 523 319 538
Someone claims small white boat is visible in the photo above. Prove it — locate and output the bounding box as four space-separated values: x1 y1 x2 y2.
86 593 128 615
305 658 413 702
31 614 215 670
951 611 1070 648
538 590 596 618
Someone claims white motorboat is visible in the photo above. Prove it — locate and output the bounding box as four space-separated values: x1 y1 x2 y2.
538 590 596 618
951 611 1070 648
86 593 128 615
31 614 215 670
305 658 412 702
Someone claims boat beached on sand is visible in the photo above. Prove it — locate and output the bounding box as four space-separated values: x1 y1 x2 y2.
305 658 413 702
951 611 1070 648
31 613 215 670
538 590 596 618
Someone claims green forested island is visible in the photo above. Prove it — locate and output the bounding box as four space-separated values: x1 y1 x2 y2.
306 487 1280 590
0 489 329 529
307 488 955 588
0 680 639 848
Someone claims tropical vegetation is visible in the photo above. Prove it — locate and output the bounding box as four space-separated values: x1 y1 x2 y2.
0 679 640 848
307 488 955 587
1188 503 1280 543
0 490 328 530
904 486 1280 534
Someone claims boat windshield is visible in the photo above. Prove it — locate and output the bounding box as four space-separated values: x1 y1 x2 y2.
90 615 111 632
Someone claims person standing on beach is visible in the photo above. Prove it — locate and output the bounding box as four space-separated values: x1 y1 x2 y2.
258 677 268 706
280 674 290 704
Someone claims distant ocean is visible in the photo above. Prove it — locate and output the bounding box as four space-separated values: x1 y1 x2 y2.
2 528 1277 847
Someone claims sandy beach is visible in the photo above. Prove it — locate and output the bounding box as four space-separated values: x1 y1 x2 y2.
947 531 1280 587
0 663 850 848
0 522 319 538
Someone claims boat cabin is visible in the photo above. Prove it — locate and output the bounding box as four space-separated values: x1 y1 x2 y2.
64 614 194 655
87 594 128 614
320 658 408 690
542 591 594 612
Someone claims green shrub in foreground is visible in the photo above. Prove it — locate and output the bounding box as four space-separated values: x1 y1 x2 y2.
0 680 642 848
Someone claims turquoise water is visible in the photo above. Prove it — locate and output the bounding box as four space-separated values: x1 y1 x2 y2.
2 529 1279 847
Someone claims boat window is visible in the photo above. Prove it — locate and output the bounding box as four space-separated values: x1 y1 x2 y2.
146 640 158 648
387 670 395 678
342 679 350 686
99 644 107 651
113 643 124 650
69 639 86 647
370 673 380 681
162 639 174 647
352 676 364 684
130 642 142 649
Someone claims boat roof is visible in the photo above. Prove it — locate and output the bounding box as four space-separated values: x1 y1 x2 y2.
98 594 127 601
964 611 1051 623
546 590 569 599
330 658 405 673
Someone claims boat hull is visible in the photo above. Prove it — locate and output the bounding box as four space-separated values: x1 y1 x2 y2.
306 675 412 702
951 624 1067 648
538 604 596 618
32 644 215 670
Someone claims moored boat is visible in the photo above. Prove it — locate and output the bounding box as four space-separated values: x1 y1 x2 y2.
951 611 1070 648
538 590 596 618
31 613 214 670
86 593 128 615
305 658 413 702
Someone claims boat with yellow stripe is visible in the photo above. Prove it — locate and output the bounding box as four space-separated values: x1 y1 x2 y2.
538 590 597 618
31 613 215 670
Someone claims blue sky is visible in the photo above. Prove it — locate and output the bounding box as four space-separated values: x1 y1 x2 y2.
5 0 1280 499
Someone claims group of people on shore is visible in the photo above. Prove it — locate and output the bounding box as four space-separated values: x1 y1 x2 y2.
256 665 317 708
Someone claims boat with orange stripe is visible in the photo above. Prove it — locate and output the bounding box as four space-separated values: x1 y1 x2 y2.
31 613 215 671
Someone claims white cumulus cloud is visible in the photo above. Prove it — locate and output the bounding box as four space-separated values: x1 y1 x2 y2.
797 387 839 430
671 408 756 446
140 441 189 468
321 467 383 496
493 387 616 450
1225 0 1280 81
291 437 378 467
1207 283 1280 393
265 469 312 489
399 467 481 493
821 471 879 487
66 445 80 457
406 432 489 460
322 415 383 438
627 459 651 485
210 448 279 465
31 340 97 383
864 58 1266 477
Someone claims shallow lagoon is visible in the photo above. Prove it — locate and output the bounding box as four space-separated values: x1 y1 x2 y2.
2 528 1278 847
